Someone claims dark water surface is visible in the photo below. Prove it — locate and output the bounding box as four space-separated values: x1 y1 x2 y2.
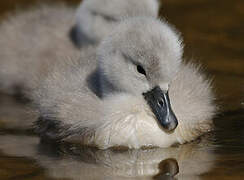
0 0 243 179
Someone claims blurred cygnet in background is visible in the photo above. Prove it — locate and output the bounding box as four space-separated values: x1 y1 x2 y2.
0 0 159 97
70 0 159 47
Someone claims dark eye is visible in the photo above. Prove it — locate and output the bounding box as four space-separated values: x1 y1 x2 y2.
137 65 146 76
91 11 117 22
101 15 117 22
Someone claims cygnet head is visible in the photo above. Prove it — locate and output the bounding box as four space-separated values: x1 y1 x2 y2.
70 0 159 47
98 17 183 132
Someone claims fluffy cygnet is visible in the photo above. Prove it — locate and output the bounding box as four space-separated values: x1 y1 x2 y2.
0 0 159 96
33 17 216 149
71 0 159 47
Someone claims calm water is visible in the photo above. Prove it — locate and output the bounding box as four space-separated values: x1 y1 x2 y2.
0 0 243 179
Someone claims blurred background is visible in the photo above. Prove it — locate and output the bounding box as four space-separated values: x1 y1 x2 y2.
0 0 243 179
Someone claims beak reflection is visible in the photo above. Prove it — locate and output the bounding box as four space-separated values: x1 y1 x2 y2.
143 86 178 131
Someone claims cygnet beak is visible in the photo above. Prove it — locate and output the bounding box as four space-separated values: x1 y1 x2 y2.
143 86 178 131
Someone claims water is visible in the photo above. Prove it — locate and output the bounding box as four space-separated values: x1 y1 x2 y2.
0 0 243 179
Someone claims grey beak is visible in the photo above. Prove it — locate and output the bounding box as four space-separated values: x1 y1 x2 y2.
143 86 178 131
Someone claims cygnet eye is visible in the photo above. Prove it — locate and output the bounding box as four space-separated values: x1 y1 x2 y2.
101 15 117 22
137 65 146 76
91 11 117 22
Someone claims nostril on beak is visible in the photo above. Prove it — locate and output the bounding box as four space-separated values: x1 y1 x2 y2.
157 99 165 108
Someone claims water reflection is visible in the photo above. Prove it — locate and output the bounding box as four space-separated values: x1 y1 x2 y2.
0 94 37 131
153 158 179 179
0 135 216 180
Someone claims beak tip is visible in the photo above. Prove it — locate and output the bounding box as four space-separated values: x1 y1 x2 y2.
161 118 178 132
169 121 178 131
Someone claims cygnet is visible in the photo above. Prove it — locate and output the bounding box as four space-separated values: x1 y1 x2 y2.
32 17 217 149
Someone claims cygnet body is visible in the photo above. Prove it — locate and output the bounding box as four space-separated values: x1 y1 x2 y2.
0 0 159 96
33 17 216 149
